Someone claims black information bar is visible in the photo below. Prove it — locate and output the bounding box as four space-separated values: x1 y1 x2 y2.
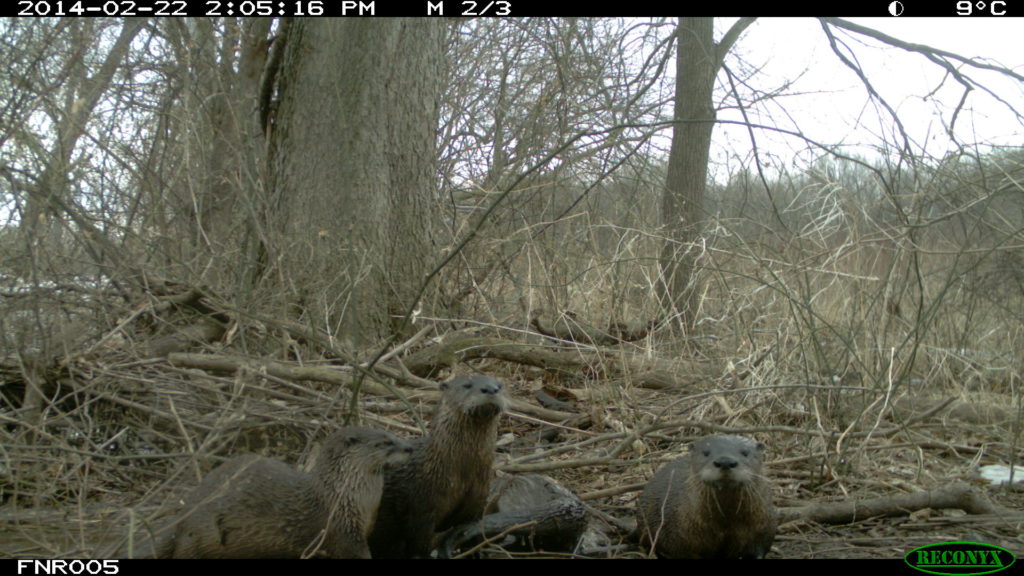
8 0 1015 18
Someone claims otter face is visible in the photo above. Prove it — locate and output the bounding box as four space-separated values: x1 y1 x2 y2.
324 427 412 470
440 375 508 418
380 437 415 466
693 435 764 486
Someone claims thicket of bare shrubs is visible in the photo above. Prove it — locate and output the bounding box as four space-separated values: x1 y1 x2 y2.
3 148 1020 557
0 18 1021 558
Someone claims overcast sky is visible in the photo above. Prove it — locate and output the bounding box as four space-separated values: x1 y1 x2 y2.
711 17 1024 176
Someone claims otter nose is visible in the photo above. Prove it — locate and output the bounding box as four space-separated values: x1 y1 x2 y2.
713 457 738 470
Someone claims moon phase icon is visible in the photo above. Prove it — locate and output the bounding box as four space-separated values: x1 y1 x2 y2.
888 1 904 15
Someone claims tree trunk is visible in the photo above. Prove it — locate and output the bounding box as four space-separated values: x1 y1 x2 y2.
268 19 444 347
659 17 754 329
659 18 716 327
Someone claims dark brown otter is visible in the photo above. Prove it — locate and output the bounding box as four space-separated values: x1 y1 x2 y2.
637 435 776 559
158 426 410 558
368 374 507 558
439 473 588 557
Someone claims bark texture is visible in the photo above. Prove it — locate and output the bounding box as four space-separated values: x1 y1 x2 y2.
270 19 444 345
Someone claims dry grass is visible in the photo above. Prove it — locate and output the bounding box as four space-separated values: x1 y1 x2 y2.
2 168 1023 559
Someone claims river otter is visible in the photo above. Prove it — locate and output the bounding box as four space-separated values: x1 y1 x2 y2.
439 473 588 557
368 374 507 558
158 426 410 558
637 434 776 559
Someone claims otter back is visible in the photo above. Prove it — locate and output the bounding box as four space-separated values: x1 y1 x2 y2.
369 375 507 558
159 426 408 558
637 434 776 559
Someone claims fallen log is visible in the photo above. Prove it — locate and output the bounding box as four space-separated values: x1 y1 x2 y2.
778 483 1001 525
166 352 575 422
402 335 715 390
529 310 659 346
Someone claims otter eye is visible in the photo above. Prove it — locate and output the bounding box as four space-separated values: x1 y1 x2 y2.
702 450 710 457
463 382 472 389
740 450 749 457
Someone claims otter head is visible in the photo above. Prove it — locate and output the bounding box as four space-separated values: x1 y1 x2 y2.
321 427 414 474
693 435 764 486
440 375 508 420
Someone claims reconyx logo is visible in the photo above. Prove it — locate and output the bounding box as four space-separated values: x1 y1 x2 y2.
905 542 1016 575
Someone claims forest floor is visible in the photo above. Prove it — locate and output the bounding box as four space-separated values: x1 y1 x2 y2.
1 306 1021 560
497 373 1024 560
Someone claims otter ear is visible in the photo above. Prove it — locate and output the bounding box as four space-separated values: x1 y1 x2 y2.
439 381 450 392
756 442 766 452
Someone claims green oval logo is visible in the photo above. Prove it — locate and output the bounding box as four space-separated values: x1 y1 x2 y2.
905 542 1016 575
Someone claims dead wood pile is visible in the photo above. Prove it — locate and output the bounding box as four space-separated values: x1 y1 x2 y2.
0 283 1019 559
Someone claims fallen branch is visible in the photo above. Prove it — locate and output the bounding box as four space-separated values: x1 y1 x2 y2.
529 310 658 346
402 335 716 389
166 352 575 422
778 483 1000 525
